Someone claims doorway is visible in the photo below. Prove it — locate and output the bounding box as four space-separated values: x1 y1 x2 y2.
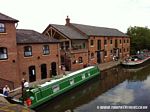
97 51 101 64
51 62 57 77
41 64 47 79
29 66 36 82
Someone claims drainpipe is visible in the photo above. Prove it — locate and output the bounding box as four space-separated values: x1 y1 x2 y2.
57 43 60 75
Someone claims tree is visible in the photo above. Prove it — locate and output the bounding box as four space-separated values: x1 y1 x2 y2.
127 26 150 54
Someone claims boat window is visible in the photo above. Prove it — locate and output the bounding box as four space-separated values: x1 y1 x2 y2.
69 79 74 85
88 72 90 76
52 85 60 93
82 74 85 79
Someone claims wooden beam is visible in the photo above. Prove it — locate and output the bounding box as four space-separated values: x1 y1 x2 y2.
52 30 56 38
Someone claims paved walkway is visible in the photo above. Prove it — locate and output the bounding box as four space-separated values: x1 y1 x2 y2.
98 59 121 71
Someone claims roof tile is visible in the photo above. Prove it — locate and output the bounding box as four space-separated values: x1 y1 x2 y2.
16 29 59 44
72 23 128 37
0 12 18 22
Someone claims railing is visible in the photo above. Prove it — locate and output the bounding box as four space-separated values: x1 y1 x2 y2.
0 78 14 93
71 49 88 53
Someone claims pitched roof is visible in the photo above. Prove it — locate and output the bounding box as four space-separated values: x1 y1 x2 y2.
71 23 128 37
16 29 59 44
0 12 18 22
51 24 88 39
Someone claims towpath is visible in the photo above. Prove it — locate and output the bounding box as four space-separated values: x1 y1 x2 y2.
98 59 121 71
5 60 121 98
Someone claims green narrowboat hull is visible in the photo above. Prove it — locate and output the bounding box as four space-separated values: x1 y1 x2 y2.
23 66 100 108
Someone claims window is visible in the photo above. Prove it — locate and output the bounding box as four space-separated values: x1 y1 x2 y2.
65 41 69 50
78 57 83 63
24 46 32 57
110 50 113 54
90 40 94 46
91 53 94 59
0 23 5 33
82 43 86 49
110 39 112 44
0 47 8 60
127 39 129 43
127 48 129 52
97 40 101 50
120 39 122 44
124 39 126 43
120 48 122 53
124 48 126 52
52 84 60 93
43 45 49 55
104 39 107 45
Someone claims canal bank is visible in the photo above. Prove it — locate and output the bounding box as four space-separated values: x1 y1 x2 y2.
35 63 150 112
6 60 121 99
98 60 121 71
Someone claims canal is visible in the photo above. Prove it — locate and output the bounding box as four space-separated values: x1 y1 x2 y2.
35 65 150 112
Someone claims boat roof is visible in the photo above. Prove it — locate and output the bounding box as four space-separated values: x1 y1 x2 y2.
39 66 95 88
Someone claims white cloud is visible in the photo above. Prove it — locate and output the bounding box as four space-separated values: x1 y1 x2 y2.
97 82 134 105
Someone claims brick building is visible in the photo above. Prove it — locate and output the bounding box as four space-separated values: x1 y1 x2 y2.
0 12 130 88
0 13 61 88
16 29 61 83
43 16 130 71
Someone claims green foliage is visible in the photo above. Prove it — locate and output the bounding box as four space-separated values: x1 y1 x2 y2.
127 26 150 54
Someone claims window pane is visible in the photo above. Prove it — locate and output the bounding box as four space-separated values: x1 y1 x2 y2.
0 47 7 59
43 45 49 55
24 46 32 57
78 57 83 63
0 23 5 32
104 40 107 45
90 40 94 46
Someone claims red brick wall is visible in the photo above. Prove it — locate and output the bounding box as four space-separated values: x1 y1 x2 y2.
17 43 61 82
88 36 130 63
0 22 19 88
70 51 88 71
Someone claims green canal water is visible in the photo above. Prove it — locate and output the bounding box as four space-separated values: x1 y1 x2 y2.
35 65 150 112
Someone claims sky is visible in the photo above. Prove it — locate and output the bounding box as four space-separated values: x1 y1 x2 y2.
1 0 150 33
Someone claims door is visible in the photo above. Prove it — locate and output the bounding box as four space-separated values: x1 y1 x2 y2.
29 66 36 82
41 64 47 79
51 62 57 77
97 40 101 50
97 51 101 64
115 39 118 48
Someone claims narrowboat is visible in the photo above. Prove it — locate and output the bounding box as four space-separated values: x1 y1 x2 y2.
20 66 100 108
121 53 150 67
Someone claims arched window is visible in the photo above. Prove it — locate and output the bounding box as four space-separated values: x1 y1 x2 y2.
24 46 32 57
0 23 5 32
0 47 8 60
78 57 83 63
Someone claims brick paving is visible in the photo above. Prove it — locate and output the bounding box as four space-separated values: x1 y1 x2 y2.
98 59 121 71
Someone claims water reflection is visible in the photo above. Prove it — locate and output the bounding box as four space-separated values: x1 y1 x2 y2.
35 65 150 112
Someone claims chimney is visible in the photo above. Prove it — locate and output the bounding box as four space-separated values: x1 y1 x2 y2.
65 16 70 26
